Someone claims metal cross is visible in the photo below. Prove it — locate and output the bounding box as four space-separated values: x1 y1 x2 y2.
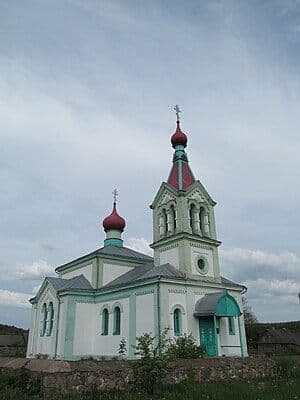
112 189 118 203
174 105 181 121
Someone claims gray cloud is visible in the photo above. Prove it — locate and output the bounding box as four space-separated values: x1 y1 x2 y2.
0 0 300 327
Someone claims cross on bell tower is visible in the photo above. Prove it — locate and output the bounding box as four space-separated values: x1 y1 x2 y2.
173 104 181 122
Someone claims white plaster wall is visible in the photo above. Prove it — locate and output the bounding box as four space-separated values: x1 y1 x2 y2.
93 298 130 357
35 287 58 357
136 293 155 336
27 307 37 358
73 303 97 355
168 292 187 337
56 300 66 357
218 317 241 356
191 247 214 277
159 247 179 269
102 263 133 286
62 264 93 284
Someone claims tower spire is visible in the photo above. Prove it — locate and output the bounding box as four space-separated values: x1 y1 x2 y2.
167 106 195 190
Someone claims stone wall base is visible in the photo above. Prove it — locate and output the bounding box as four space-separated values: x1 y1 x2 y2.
0 356 286 394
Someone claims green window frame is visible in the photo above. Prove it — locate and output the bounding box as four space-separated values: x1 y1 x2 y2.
40 303 47 336
113 306 121 335
102 308 109 335
228 316 235 335
173 308 182 336
47 302 54 336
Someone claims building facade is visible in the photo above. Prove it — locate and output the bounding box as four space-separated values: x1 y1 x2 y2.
27 117 248 360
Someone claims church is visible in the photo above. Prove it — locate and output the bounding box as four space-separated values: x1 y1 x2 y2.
27 110 248 360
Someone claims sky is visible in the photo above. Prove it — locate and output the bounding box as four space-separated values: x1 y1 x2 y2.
0 0 299 328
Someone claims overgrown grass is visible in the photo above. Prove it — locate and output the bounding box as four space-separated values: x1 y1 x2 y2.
0 377 299 400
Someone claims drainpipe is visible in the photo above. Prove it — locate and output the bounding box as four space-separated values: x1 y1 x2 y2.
54 295 61 359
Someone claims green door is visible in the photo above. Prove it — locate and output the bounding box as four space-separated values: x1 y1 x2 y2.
199 317 217 356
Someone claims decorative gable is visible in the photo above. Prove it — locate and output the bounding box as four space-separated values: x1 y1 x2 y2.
158 191 176 207
187 189 206 204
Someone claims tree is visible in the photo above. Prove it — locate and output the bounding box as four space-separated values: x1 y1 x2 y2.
242 296 258 325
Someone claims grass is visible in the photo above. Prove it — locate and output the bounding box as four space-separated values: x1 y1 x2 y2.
0 377 299 400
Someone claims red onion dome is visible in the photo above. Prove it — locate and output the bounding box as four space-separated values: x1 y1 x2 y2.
171 121 188 148
102 203 126 232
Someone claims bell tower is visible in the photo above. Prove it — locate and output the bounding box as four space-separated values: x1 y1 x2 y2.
150 107 221 282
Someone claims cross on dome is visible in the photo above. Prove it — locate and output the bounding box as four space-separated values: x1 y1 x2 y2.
112 189 118 203
174 104 181 122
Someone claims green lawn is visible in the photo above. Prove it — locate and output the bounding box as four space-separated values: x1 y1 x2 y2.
1 377 299 400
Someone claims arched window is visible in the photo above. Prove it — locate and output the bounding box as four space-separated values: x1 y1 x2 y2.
113 306 121 335
170 205 176 232
199 207 205 235
47 302 54 336
41 303 47 336
173 308 182 336
189 204 196 233
162 209 168 236
102 308 109 335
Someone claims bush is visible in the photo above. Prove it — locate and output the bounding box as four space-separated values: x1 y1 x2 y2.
0 367 40 395
129 330 205 393
132 332 169 393
167 334 205 359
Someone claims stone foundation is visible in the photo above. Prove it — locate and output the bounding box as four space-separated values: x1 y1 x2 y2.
0 356 285 394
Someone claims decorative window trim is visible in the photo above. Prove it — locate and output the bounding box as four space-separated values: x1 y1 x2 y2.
111 301 124 313
100 303 111 314
170 304 186 315
195 255 209 275
173 308 182 337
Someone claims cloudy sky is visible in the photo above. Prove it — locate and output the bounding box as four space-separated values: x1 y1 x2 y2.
1 0 299 328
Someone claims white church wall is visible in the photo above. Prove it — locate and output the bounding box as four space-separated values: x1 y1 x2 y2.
27 305 38 358
168 291 187 337
159 247 179 269
190 246 214 278
62 264 93 284
73 303 97 356
102 263 133 286
136 293 155 336
56 300 67 357
93 298 130 357
35 286 58 358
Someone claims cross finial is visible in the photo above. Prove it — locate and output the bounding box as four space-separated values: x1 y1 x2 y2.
112 189 118 203
174 105 181 122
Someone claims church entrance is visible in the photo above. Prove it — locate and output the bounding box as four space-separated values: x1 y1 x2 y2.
199 317 217 356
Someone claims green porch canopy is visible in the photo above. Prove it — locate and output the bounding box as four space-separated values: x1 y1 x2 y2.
194 292 242 317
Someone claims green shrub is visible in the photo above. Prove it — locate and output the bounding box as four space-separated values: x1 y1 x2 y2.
132 332 169 393
0 367 40 395
167 334 205 359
